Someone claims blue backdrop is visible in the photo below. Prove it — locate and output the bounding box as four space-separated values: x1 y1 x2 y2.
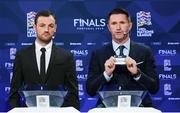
0 0 179 112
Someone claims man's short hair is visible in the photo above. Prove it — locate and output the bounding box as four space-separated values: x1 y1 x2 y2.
34 10 56 25
107 8 131 23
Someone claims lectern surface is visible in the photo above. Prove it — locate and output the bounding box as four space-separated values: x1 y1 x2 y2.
88 107 162 113
7 107 80 113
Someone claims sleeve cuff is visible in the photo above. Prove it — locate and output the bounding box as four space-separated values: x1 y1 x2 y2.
133 69 141 81
103 71 113 82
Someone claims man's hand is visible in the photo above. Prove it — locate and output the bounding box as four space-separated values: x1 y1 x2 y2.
104 56 116 76
125 56 138 76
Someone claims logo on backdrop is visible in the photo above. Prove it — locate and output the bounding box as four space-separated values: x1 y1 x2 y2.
5 43 16 46
27 11 36 37
167 41 180 46
78 83 84 96
71 49 88 57
151 42 162 46
5 87 10 94
158 49 176 56
70 42 82 46
164 83 172 96
159 74 176 80
77 74 88 81
10 48 17 60
136 11 154 37
164 59 172 71
87 42 96 46
76 59 84 72
73 18 106 31
5 62 13 69
55 42 64 46
10 71 13 83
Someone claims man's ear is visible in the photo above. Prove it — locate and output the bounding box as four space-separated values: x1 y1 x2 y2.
33 24 36 31
129 22 133 31
107 24 111 32
54 24 57 32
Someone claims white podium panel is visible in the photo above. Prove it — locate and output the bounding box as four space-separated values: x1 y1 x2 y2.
88 107 162 113
7 107 80 113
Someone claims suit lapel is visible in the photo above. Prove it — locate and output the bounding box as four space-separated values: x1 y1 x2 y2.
129 41 136 59
31 45 42 83
44 44 56 83
106 43 116 58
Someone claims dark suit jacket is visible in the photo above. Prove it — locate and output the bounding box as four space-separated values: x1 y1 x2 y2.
86 41 159 107
9 44 79 110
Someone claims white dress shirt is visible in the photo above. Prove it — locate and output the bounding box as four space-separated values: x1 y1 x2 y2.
112 38 130 56
35 40 52 74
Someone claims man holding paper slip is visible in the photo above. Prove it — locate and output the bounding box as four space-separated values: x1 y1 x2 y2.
86 8 159 107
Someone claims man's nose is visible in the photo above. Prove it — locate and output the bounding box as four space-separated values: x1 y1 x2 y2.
44 26 49 32
116 24 121 30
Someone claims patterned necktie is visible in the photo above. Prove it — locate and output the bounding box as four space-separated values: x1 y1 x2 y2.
40 48 46 78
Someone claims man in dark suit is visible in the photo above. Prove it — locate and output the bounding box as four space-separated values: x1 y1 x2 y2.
86 8 159 107
9 10 79 110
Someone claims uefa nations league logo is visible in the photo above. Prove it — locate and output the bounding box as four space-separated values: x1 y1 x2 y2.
136 11 154 37
27 11 37 37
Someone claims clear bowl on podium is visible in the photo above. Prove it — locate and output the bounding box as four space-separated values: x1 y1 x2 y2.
19 85 67 107
98 90 147 107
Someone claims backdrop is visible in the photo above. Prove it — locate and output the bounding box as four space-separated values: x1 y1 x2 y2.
0 0 179 112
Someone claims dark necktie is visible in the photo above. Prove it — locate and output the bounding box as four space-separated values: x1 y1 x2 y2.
40 48 46 78
118 45 125 57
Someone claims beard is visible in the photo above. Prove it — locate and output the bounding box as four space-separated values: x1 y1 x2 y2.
37 35 52 44
115 34 125 40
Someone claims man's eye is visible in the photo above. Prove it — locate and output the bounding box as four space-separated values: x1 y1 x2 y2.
39 24 45 27
111 22 117 25
120 21 126 24
49 25 54 28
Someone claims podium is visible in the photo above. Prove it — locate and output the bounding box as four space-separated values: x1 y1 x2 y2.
7 85 81 113
19 85 67 107
98 91 147 107
7 107 80 113
88 107 162 113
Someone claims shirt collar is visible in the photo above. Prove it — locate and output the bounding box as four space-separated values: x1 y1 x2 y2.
35 40 53 51
112 38 130 51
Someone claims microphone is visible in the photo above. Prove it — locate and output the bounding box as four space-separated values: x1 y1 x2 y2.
122 31 128 38
116 31 128 39
123 31 128 35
